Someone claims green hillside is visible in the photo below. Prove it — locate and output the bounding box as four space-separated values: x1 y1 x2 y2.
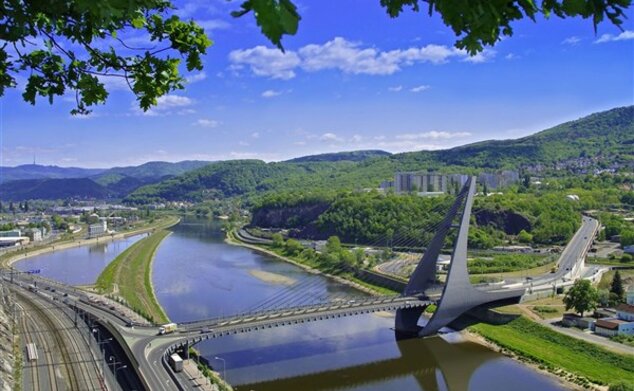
0 178 109 201
125 106 633 204
286 150 391 163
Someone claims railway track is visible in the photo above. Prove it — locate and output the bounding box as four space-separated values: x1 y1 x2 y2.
15 289 104 390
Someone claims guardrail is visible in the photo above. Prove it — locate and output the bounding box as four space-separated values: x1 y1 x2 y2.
99 319 152 391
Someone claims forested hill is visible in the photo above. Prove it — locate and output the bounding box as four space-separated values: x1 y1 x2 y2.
125 106 633 204
0 178 109 201
98 160 211 179
286 150 391 163
0 164 105 184
408 105 634 169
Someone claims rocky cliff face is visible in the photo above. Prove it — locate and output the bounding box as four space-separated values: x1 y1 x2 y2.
0 286 15 391
250 202 331 229
474 209 532 235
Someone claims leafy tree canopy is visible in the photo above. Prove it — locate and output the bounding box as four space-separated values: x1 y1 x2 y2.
1 1 631 114
563 279 599 316
234 0 632 53
1 0 211 114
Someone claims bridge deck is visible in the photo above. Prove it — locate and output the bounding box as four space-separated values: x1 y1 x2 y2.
169 296 432 344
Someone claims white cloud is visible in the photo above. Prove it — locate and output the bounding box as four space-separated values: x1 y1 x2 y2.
185 72 207 84
251 132 260 138
395 131 471 140
193 118 220 128
505 53 519 60
388 85 403 92
351 134 363 143
196 19 231 31
261 89 282 98
132 94 194 116
229 37 494 79
562 36 581 45
228 46 301 79
319 132 344 143
299 37 402 75
158 94 193 108
410 85 430 93
96 75 131 91
595 30 634 43
461 48 496 63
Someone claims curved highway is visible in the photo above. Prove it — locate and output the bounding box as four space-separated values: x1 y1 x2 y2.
2 215 599 391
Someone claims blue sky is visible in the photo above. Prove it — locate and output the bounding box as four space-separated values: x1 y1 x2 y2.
1 0 633 168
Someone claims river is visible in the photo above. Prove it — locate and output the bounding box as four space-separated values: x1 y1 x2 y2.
14 234 145 285
16 218 569 391
151 219 568 391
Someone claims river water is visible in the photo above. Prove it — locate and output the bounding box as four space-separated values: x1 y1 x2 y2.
151 219 567 391
14 234 145 285
16 219 568 391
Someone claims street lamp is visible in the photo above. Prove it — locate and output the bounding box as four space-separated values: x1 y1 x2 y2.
109 356 127 383
214 356 226 381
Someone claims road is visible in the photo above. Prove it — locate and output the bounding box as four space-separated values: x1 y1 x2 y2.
541 318 633 356
518 216 599 290
2 216 600 391
14 287 105 391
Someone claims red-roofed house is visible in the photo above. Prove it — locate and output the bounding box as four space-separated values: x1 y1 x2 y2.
594 303 634 336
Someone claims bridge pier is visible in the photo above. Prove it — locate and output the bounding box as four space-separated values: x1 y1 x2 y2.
183 341 190 360
394 176 525 338
394 307 424 339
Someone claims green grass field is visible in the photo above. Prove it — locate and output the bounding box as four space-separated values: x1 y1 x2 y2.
470 317 634 388
598 269 634 290
96 230 170 323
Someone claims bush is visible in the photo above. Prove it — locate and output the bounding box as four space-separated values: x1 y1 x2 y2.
609 381 634 391
271 233 284 248
621 254 633 263
518 229 533 243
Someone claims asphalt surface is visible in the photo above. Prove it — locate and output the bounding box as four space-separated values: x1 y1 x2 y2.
2 216 600 391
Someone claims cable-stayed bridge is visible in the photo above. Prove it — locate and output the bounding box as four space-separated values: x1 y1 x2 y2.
3 176 600 391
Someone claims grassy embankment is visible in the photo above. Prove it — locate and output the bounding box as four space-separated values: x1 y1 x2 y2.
96 230 170 324
470 316 634 389
226 230 397 296
0 215 180 269
598 269 634 290
188 348 234 391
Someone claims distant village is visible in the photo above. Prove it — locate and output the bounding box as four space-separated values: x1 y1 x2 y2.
0 203 144 248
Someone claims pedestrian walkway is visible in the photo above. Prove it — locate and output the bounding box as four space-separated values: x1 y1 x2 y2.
542 318 634 355
182 359 219 391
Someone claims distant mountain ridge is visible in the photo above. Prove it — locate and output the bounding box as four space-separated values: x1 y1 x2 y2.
0 160 214 201
1 106 631 202
0 164 105 184
0 178 109 201
286 150 391 163
125 105 634 203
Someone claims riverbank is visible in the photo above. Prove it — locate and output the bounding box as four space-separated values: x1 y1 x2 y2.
468 315 634 390
0 215 181 269
96 230 171 323
225 229 389 296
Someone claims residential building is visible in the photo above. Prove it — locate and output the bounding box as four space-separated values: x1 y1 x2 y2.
0 229 21 238
593 303 634 336
391 171 518 194
616 303 634 322
88 220 107 238
594 319 626 337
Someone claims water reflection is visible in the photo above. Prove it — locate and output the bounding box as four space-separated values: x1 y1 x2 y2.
195 313 565 391
14 235 144 285
152 219 366 322
153 219 566 391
